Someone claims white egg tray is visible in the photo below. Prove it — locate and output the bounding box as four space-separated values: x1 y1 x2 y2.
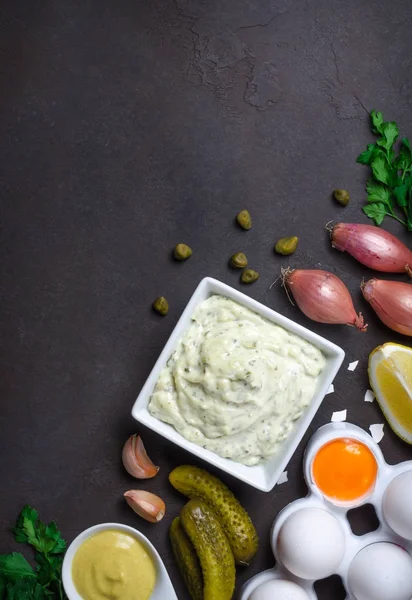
239 422 412 600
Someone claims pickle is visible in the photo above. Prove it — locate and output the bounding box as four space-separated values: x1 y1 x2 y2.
169 465 258 565
170 517 204 600
180 499 235 600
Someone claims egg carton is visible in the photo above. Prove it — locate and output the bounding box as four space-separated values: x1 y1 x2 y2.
239 422 412 600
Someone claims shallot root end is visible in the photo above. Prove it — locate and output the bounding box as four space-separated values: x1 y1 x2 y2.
280 267 295 306
354 312 368 332
269 274 281 290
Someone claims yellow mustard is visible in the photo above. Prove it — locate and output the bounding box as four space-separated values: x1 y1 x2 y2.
72 529 156 600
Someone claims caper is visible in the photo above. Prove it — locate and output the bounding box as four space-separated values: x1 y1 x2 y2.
241 269 259 284
153 296 169 315
333 189 350 206
174 243 192 261
236 209 252 230
275 236 299 256
230 252 248 269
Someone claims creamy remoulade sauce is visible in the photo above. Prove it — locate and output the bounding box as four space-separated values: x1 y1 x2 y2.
149 295 325 466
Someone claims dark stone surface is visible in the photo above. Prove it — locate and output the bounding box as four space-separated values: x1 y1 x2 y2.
1 0 412 598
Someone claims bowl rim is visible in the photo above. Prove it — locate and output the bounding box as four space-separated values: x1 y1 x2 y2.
62 522 177 600
131 276 345 492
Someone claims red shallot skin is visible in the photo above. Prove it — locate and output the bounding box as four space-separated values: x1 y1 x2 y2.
284 268 367 331
361 278 412 336
331 223 412 274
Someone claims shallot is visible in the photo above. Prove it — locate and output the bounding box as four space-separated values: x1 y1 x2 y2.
361 279 412 336
282 268 367 331
329 223 412 275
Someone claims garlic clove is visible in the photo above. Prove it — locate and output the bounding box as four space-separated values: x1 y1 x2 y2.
124 490 166 523
122 434 159 479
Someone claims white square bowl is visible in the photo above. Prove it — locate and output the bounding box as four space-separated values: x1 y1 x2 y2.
131 277 345 492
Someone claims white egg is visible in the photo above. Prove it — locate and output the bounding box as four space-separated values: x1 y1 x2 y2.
383 471 412 540
249 579 310 600
348 542 412 600
276 508 346 580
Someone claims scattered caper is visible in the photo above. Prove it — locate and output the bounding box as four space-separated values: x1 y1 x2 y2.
230 252 248 269
153 296 169 315
275 236 299 256
236 209 252 230
333 189 350 206
174 243 192 261
241 269 259 284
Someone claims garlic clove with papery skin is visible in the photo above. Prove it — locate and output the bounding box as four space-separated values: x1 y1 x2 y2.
122 434 159 479
124 490 166 523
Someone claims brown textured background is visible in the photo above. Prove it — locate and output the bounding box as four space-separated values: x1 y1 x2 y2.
1 0 412 598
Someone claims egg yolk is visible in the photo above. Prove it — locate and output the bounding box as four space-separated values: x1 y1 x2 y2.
312 438 378 502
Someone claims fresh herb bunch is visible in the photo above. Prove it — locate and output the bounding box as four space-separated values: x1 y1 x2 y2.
0 506 67 600
357 110 412 230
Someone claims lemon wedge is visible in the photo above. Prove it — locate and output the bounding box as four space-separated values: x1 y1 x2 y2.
368 342 412 444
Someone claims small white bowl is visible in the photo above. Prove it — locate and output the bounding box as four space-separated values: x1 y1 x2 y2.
62 522 178 600
132 277 345 492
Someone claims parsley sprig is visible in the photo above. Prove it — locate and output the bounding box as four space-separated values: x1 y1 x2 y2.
0 506 67 600
357 110 412 230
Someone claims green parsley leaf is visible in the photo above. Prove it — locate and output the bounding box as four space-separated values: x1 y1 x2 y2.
402 137 412 154
403 174 412 215
394 184 408 208
371 154 392 186
14 507 65 557
359 111 412 226
0 575 7 598
45 524 66 555
14 507 38 545
0 554 35 582
395 139 412 176
395 153 409 173
376 121 399 152
363 203 387 225
35 553 63 586
408 192 412 232
4 579 49 600
366 179 392 205
11 507 67 600
371 109 385 135
357 143 381 166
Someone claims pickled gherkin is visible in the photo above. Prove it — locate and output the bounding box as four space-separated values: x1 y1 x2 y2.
180 499 235 600
170 517 203 600
170 465 258 565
